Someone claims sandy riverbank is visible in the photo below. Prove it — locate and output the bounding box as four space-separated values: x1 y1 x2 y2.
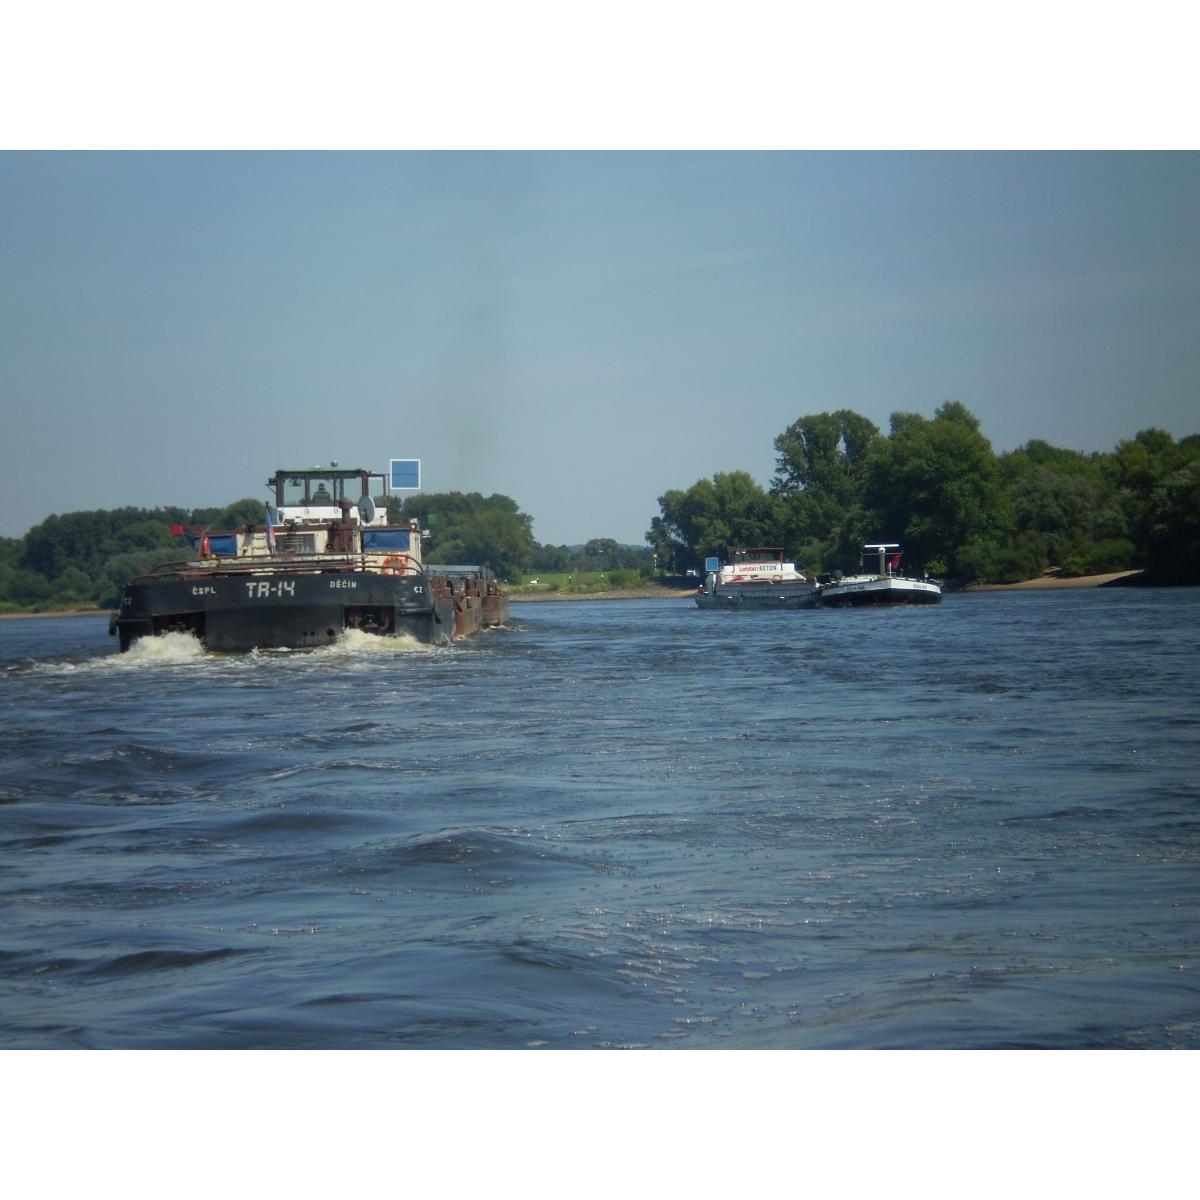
966 570 1143 591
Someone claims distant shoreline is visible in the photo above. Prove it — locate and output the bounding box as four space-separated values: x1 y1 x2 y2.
510 585 697 602
0 608 109 620
0 570 1152 620
513 570 1148 601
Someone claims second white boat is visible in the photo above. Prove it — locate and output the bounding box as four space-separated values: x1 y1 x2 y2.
818 543 942 607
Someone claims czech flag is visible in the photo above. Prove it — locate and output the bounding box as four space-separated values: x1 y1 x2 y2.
265 505 277 552
888 552 902 571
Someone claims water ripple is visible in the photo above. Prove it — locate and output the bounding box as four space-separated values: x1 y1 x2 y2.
2 591 1198 1048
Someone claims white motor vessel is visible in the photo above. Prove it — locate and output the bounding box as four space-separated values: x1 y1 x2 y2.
694 547 820 610
818 544 942 607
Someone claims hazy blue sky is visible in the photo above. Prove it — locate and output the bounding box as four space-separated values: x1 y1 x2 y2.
2 152 1197 543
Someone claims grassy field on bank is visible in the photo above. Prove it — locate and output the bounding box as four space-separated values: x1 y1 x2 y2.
507 570 653 595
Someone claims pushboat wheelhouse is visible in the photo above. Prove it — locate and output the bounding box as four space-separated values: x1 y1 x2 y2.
111 465 508 651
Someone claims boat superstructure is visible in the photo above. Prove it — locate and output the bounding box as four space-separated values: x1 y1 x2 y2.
817 543 942 607
111 465 508 651
694 547 819 610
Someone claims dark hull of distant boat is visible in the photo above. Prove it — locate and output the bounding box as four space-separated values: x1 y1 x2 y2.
113 569 508 652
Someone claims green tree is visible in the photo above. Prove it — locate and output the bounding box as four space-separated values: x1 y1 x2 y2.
1108 430 1198 569
771 410 883 572
646 512 688 575
0 564 53 609
531 543 574 573
20 508 182 591
394 490 525 528
1008 466 1130 575
21 511 110 580
428 508 534 579
993 439 1134 578
773 409 881 500
864 402 1010 582
396 491 536 580
1140 457 1200 582
582 538 620 571
648 471 783 570
191 498 271 529
613 544 654 575
1107 430 1200 582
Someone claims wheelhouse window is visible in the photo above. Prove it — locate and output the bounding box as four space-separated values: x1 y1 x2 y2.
282 476 307 506
308 476 337 504
274 469 379 507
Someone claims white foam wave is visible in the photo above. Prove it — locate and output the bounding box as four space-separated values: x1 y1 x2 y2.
323 628 432 656
23 630 208 675
122 631 207 664
20 625 441 677
241 627 437 660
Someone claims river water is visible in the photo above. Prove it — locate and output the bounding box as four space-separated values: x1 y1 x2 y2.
1 589 1197 1049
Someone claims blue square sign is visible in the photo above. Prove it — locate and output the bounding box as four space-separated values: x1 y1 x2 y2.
389 459 421 490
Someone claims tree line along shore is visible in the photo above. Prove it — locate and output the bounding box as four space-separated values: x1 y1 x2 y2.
2 404 1196 615
647 405 1197 590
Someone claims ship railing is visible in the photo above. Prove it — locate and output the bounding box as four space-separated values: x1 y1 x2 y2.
131 551 430 581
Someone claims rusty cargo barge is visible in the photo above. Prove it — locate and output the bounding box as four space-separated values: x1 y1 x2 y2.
111 464 508 652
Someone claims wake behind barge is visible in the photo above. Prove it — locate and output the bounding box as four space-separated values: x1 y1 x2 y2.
111 465 508 652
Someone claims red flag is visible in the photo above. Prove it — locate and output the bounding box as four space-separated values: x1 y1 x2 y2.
888 553 902 571
169 523 184 536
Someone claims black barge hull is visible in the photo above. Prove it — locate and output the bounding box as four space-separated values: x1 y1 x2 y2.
114 571 456 652
695 582 820 610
